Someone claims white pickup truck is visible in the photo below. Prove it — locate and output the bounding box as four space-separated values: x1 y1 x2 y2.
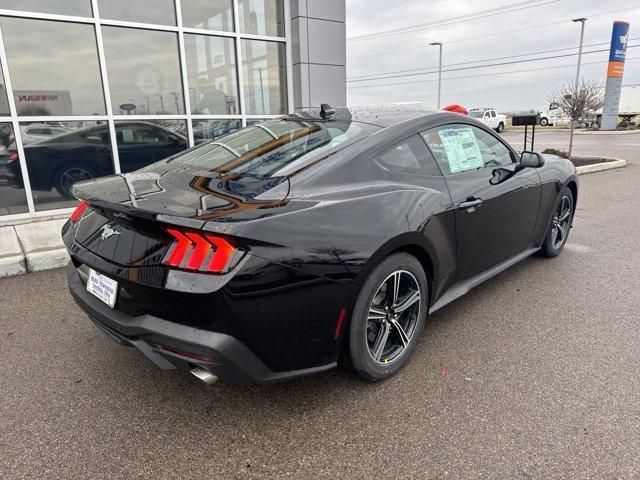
469 108 507 133
539 84 640 126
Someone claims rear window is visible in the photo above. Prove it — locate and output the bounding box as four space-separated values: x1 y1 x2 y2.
168 118 377 179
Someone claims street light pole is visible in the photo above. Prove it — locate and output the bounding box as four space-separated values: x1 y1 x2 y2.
569 17 587 157
430 42 443 110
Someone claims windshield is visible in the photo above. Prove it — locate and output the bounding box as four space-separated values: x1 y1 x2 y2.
469 111 484 118
167 118 377 179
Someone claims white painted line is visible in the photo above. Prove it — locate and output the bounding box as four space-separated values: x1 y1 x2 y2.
564 243 593 253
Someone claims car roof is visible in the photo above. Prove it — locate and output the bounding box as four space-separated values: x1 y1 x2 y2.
292 105 438 128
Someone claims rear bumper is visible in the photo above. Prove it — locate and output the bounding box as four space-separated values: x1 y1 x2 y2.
67 263 336 383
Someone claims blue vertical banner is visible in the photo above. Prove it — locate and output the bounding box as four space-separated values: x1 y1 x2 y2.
602 21 630 130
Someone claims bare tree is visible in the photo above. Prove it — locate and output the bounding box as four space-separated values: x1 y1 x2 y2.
547 79 604 157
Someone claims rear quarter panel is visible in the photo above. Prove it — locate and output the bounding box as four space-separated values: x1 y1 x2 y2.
204 150 456 308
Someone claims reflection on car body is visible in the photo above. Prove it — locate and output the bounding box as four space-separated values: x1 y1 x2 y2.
7 121 188 199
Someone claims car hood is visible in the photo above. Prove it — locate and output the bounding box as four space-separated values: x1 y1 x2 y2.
71 162 290 229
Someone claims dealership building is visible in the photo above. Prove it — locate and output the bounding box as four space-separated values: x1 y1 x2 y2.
0 0 346 221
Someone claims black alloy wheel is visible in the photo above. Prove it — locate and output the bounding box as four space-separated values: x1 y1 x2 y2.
56 166 95 199
551 195 572 250
541 188 574 257
366 270 421 365
346 252 428 381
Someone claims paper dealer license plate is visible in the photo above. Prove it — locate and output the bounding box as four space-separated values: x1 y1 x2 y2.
86 269 118 308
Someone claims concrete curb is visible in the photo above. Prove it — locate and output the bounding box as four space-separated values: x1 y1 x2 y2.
575 158 628 175
575 130 640 136
0 249 69 279
0 255 27 278
25 248 70 273
0 219 69 279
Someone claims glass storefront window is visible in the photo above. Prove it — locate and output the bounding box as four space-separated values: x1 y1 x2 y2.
185 34 239 115
97 0 176 26
0 63 10 116
19 121 114 211
0 17 106 116
242 40 287 115
238 0 284 37
102 27 185 115
114 120 188 173
0 0 92 17
192 119 241 144
0 2 290 218
181 0 234 32
0 123 29 215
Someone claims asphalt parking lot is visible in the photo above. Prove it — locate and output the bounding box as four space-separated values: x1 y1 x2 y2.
501 128 640 160
1 134 639 479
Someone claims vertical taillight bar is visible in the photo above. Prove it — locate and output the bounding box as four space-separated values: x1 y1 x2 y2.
70 200 89 223
164 228 242 274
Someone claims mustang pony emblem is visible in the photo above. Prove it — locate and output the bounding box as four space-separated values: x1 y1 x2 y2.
99 225 121 241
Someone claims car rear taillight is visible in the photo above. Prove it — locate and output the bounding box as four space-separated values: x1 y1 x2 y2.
163 228 243 274
7 150 18 163
70 200 90 223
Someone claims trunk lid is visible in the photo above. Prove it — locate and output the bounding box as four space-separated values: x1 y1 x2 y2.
72 162 289 226
71 164 288 267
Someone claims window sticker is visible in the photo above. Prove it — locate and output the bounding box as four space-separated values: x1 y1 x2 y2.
438 127 484 173
121 129 135 142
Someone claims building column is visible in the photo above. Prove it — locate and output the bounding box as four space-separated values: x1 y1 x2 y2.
290 0 346 111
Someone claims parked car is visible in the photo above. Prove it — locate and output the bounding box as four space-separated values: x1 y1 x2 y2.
469 107 506 133
7 121 187 198
63 106 577 384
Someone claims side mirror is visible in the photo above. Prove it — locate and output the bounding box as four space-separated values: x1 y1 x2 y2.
520 151 545 168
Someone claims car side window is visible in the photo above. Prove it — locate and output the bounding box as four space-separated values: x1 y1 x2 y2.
116 125 163 144
421 124 513 175
491 110 497 118
374 134 441 176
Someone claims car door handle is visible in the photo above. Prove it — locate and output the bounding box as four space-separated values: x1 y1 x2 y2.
459 198 483 211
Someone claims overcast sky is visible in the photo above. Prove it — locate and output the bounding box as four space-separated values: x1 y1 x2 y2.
346 0 640 112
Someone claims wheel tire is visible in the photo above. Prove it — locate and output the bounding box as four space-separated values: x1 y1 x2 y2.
540 118 549 126
540 188 574 258
496 122 504 133
55 164 97 199
345 252 428 381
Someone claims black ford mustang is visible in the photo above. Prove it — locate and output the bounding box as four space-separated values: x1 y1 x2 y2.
63 106 577 383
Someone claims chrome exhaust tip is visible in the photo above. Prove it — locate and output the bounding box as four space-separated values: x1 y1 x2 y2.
190 367 219 385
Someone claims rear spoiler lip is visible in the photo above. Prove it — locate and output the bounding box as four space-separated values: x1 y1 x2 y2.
74 195 289 233
76 197 209 231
